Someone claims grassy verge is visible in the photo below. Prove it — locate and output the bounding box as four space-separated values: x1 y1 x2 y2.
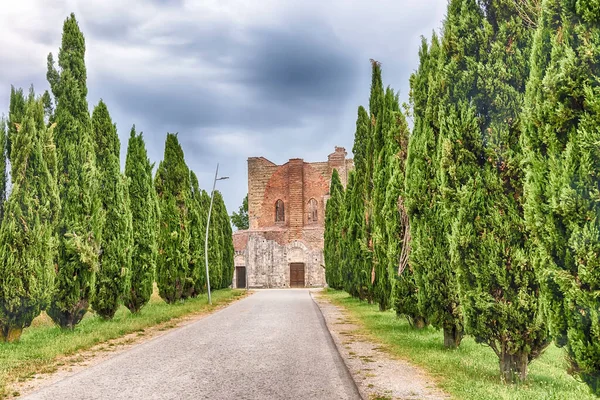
0 288 246 397
322 289 593 400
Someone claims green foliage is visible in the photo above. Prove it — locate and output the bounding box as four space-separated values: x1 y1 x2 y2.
154 133 190 303
442 0 549 381
521 0 600 393
7 86 26 163
90 101 133 319
186 171 206 298
124 126 158 312
214 191 234 289
324 169 344 289
372 87 411 312
204 190 222 291
230 195 249 230
0 92 59 342
0 119 7 218
46 13 102 329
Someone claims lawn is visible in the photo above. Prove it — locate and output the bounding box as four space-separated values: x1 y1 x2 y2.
0 288 246 397
322 289 593 400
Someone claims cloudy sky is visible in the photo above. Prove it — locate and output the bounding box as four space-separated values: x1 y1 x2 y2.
0 0 446 216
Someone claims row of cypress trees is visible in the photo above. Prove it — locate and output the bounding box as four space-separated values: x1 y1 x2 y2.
0 14 234 342
325 0 600 391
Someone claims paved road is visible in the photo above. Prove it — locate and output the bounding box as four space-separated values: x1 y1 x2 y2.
25 290 360 400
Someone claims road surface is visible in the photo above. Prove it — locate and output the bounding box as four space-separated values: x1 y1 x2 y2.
24 290 360 400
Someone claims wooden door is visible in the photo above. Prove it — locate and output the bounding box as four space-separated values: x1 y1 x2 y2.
236 267 246 289
289 263 305 288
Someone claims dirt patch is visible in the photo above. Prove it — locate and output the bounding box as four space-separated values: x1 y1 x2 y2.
7 292 252 399
311 291 449 400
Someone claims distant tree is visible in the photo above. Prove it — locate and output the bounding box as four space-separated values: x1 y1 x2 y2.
124 126 158 312
0 93 59 342
154 133 190 303
230 195 249 230
46 13 102 329
90 101 133 319
324 169 344 289
522 0 600 392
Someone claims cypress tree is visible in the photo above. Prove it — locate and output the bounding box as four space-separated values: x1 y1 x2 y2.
446 0 549 381
0 93 59 342
215 191 234 289
204 189 222 291
372 84 411 312
90 101 133 319
46 14 102 329
124 126 158 312
345 104 373 301
324 169 344 289
522 0 600 392
405 32 461 343
154 133 190 303
340 171 357 296
186 171 205 297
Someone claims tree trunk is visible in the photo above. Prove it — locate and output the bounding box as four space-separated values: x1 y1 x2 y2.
414 316 427 329
500 349 528 383
0 326 23 343
443 325 462 348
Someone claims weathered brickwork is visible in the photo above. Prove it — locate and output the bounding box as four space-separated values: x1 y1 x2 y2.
232 147 353 288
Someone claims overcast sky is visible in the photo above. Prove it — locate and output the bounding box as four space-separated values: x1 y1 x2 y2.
0 0 447 216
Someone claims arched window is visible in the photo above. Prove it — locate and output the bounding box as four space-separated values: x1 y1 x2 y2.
275 199 285 222
308 198 318 224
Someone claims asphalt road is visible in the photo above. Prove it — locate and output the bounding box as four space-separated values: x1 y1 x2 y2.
24 290 361 400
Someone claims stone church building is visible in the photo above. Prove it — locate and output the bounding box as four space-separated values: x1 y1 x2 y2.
232 147 353 288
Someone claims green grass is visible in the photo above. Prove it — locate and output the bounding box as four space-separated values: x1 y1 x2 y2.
323 289 593 400
0 288 246 397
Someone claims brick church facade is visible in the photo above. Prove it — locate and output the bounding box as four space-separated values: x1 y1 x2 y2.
232 147 353 288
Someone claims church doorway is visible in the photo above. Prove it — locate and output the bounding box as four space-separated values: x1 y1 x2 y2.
289 263 305 288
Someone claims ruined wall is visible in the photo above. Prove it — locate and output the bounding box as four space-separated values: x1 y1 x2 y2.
248 157 279 230
241 234 324 288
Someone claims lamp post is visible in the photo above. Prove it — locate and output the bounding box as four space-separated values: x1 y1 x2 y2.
205 163 229 305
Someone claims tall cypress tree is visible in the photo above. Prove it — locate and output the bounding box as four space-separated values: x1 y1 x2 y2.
0 93 59 342
215 191 234 289
186 171 205 297
47 14 102 329
154 133 190 303
124 126 158 312
90 101 132 319
324 169 344 289
522 0 600 392
204 189 222 291
398 36 441 330
446 0 549 381
372 84 411 312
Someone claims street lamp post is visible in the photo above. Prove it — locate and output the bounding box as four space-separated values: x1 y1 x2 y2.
205 163 229 305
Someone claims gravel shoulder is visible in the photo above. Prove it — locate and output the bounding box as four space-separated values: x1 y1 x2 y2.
311 291 449 400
